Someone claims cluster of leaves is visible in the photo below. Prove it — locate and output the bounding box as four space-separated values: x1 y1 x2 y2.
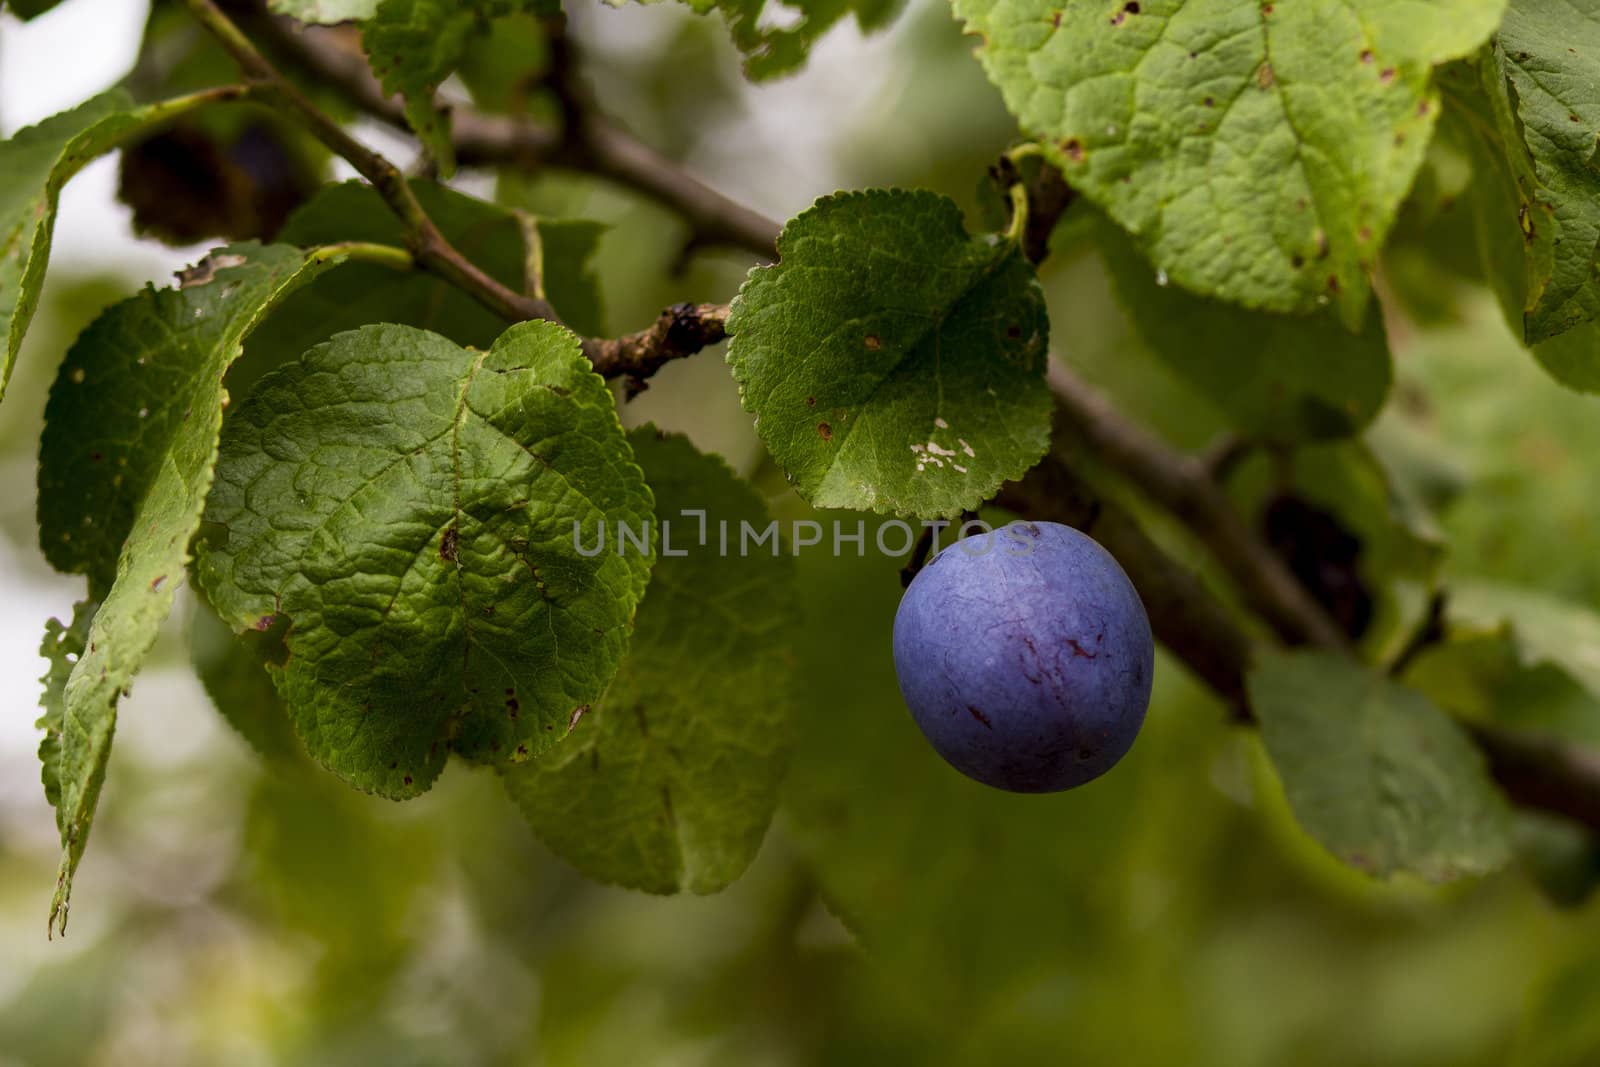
7 0 1600 945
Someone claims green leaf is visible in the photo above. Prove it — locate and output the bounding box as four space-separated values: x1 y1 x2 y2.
363 0 556 175
1514 954 1600 1067
38 245 345 595
953 0 1506 322
243 180 604 393
1248 650 1512 882
1097 215 1391 441
1435 16 1600 382
36 601 96 833
672 0 904 79
1415 59 1538 338
1532 323 1600 394
1 91 137 406
1493 1 1600 344
727 189 1050 518
503 428 797 893
268 0 380 20
189 598 303 766
1446 582 1600 709
195 320 654 799
33 243 346 937
4 0 68 17
1403 634 1600 747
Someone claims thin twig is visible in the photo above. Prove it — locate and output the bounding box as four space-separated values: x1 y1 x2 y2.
1388 591 1449 678
899 523 939 589
260 17 782 259
182 0 743 385
582 304 731 396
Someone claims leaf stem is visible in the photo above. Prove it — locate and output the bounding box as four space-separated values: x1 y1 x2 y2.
135 82 256 124
310 241 416 272
1003 181 1030 244
47 84 257 193
1004 141 1046 167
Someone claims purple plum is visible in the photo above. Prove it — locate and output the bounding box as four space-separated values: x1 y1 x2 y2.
892 520 1154 792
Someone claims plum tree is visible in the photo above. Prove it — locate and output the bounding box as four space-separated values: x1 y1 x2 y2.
892 521 1155 793
12 0 1600 970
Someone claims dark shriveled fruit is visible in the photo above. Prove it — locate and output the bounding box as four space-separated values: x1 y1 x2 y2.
892 521 1154 792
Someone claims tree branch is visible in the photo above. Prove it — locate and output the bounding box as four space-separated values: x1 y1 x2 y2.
259 17 782 259
1048 362 1351 650
581 303 730 396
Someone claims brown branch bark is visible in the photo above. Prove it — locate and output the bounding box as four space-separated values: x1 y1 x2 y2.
581 303 730 396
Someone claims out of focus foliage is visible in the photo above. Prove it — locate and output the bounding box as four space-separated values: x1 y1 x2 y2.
6 0 1600 1064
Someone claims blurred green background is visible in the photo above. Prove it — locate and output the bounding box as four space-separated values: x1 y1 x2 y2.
5 1 1600 1064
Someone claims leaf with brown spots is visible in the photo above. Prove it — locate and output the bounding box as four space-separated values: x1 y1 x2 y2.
1494 0 1600 346
953 0 1505 323
728 189 1050 518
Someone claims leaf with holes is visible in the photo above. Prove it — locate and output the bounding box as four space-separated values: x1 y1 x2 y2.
194 320 654 799
953 0 1505 323
34 243 351 936
36 601 95 831
727 189 1050 518
1249 650 1512 881
503 428 797 893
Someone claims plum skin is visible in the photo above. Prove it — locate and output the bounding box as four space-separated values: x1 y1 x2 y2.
891 520 1154 793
